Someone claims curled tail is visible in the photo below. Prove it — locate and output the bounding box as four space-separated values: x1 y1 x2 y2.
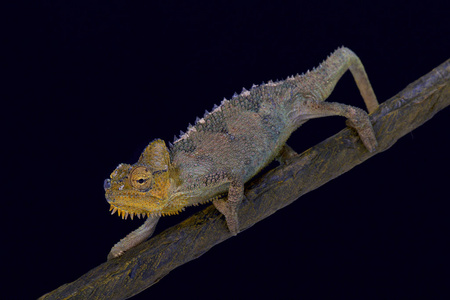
299 47 378 113
283 47 379 152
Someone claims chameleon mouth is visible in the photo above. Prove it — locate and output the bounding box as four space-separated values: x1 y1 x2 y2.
109 204 148 220
109 203 184 220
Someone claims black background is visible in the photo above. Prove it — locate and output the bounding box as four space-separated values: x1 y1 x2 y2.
4 1 450 299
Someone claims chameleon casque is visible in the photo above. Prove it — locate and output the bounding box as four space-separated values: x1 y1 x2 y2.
104 47 379 259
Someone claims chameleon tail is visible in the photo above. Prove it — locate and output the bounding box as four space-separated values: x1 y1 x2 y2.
304 47 379 113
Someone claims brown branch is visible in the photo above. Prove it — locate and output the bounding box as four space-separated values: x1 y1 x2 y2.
39 59 450 300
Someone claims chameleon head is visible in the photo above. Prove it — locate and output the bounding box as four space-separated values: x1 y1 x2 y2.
104 139 173 219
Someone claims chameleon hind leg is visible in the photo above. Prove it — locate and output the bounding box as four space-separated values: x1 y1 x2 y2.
309 47 379 114
276 144 298 165
295 99 378 152
290 47 379 152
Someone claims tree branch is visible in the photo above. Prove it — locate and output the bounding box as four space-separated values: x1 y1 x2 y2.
40 59 450 300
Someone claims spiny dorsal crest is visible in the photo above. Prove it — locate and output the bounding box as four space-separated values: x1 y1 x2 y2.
169 47 343 147
170 72 306 146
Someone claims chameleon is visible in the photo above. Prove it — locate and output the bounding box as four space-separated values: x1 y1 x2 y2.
104 47 379 259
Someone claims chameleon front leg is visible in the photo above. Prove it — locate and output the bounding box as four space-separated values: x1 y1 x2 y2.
213 178 245 235
107 215 160 260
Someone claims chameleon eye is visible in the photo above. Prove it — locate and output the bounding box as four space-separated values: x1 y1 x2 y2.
130 166 153 190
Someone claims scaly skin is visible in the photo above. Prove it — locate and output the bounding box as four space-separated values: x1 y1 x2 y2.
104 47 379 259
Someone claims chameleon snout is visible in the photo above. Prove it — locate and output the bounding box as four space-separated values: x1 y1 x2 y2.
104 178 111 190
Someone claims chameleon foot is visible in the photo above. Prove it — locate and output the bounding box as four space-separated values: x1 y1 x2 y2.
213 198 239 235
107 216 160 260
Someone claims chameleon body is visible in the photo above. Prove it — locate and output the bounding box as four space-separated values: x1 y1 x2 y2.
104 47 379 259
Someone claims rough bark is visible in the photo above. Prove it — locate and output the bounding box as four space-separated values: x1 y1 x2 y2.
39 58 450 300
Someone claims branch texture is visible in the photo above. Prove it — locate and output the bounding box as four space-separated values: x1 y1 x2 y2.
40 59 450 300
